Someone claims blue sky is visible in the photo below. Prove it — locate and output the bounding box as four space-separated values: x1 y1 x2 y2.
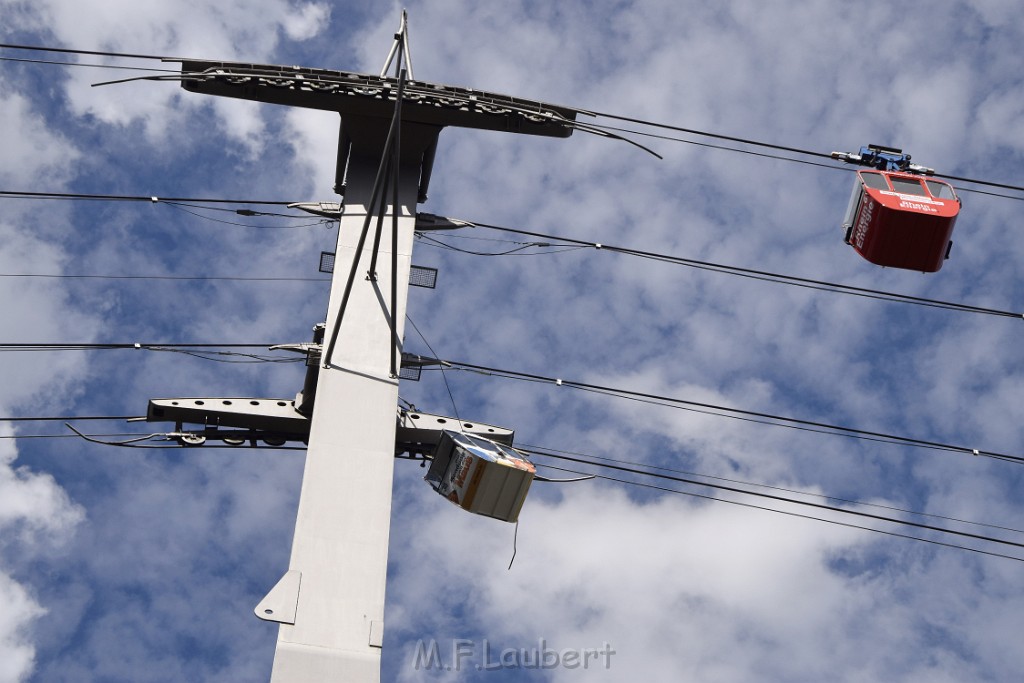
2 1 1024 681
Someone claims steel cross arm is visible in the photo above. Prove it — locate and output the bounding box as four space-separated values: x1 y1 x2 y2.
146 397 311 438
173 61 578 138
395 408 514 457
145 398 513 454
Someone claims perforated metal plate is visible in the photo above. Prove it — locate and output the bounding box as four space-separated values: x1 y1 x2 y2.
398 365 422 381
319 253 435 289
319 251 336 274
409 265 437 289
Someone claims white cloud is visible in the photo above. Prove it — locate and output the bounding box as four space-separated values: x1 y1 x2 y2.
6 0 333 151
387 474 1024 682
282 1 331 41
0 434 84 683
0 571 45 683
0 93 76 186
975 87 1024 156
0 441 83 543
0 40 90 683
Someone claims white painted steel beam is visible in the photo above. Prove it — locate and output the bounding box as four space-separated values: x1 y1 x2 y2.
267 116 441 682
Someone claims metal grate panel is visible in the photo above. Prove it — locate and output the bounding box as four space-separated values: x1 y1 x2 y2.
320 254 436 289
398 365 422 382
319 251 336 274
409 265 437 289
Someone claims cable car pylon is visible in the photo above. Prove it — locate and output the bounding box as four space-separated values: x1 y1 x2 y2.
135 12 583 683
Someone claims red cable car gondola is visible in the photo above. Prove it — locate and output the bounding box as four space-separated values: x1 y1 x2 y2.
835 145 961 273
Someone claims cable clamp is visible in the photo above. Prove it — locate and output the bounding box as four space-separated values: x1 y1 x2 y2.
134 343 142 349
594 243 602 249
556 379 563 386
150 196 159 203
972 449 980 456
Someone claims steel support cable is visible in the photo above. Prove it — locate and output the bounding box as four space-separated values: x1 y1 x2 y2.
4 41 1023 194
0 344 300 363
585 109 1024 195
0 423 306 451
441 360 1024 464
147 349 302 364
931 171 1024 194
406 316 463 427
163 202 313 218
417 232 586 257
0 344 301 364
571 379 967 455
522 449 1024 552
0 343 276 349
530 460 1024 562
6 429 1019 559
2 191 328 227
18 191 1016 317
456 220 1023 320
576 120 1024 201
426 363 1007 460
586 109 835 160
161 202 330 228
0 273 328 282
0 415 140 422
390 68 405 378
584 120 849 170
519 442 1024 536
936 185 1024 202
0 432 143 440
3 187 1016 317
623 251 1020 318
0 190 294 205
0 42 176 61
322 63 408 368
5 411 1021 550
0 55 178 73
